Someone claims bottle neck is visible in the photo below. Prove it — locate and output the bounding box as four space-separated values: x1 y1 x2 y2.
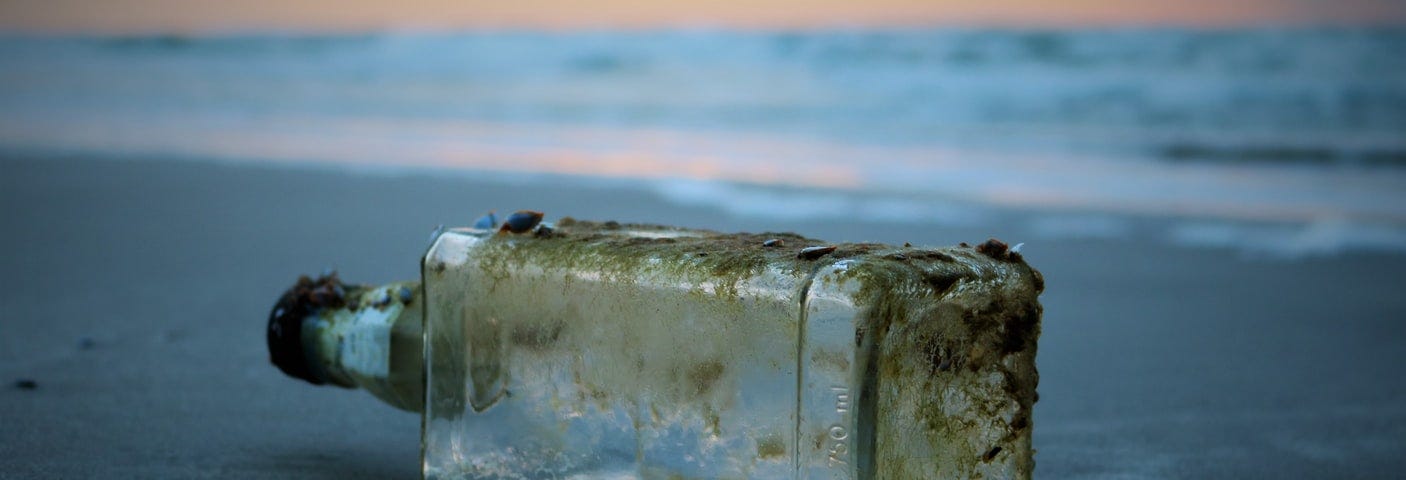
268 275 424 413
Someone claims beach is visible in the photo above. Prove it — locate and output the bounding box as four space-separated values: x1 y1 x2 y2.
2 153 1403 478
1 15 1405 480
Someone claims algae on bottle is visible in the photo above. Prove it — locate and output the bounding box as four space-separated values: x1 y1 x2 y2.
268 213 1043 479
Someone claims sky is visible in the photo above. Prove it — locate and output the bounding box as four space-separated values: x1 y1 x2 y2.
2 0 1405 33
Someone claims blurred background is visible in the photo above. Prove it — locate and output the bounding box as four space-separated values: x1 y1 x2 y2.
2 1 1404 478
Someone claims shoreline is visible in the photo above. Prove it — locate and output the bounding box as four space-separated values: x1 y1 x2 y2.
5 149 1404 260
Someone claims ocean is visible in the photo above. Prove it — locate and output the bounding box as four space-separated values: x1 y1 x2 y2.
2 27 1404 255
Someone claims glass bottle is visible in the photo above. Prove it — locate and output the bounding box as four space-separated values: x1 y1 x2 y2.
268 218 1044 479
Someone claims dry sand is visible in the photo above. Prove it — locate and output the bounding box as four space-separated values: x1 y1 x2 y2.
2 154 1404 478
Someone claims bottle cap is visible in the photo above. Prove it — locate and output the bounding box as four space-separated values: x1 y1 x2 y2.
267 273 348 385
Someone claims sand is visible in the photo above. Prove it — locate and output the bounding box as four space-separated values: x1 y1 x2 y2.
2 154 1404 478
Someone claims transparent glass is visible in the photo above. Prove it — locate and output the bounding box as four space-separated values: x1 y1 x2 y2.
419 226 1039 479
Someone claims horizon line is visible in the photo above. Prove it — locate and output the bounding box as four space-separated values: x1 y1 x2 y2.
3 19 1405 37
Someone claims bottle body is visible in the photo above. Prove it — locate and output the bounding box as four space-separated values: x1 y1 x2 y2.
418 222 1042 479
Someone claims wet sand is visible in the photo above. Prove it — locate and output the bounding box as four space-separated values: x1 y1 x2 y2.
2 154 1404 478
